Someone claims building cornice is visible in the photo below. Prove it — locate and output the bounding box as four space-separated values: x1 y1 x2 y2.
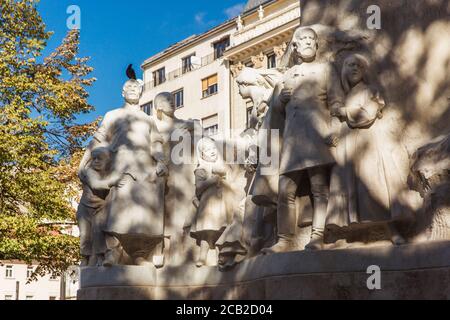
224 20 298 63
224 1 300 62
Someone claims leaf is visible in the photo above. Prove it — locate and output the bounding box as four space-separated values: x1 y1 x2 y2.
0 0 96 279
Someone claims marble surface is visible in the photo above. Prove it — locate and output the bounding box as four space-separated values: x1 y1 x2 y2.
80 240 450 288
79 240 450 299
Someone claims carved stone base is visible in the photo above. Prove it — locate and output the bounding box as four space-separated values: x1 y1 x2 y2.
78 241 450 300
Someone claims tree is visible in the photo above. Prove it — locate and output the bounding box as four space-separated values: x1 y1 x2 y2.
0 0 97 279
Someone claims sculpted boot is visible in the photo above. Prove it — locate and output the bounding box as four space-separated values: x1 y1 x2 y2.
134 257 153 267
103 235 123 267
80 255 90 267
388 224 407 246
305 228 325 251
95 254 105 267
249 237 264 257
261 235 295 255
103 248 122 267
196 241 209 267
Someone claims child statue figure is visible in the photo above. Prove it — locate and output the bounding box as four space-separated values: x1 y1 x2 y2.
190 138 235 267
77 146 122 267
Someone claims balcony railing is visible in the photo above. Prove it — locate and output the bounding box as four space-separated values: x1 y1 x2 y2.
232 4 300 48
144 52 217 91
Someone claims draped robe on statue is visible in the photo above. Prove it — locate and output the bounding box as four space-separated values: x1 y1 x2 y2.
326 83 415 229
94 107 166 257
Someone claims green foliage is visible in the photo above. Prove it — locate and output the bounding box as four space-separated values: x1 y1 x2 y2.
0 0 97 279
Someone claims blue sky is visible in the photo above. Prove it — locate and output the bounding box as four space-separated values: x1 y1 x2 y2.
37 0 246 124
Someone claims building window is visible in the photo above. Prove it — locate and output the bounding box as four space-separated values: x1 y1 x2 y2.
173 89 184 109
26 296 33 300
49 296 57 300
205 124 219 137
5 265 13 279
267 52 277 69
203 114 219 137
26 266 33 278
213 37 230 60
5 295 13 300
141 101 153 115
202 74 218 98
153 67 166 86
182 54 195 74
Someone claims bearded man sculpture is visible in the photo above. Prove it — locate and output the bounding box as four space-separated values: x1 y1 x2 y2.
262 27 345 253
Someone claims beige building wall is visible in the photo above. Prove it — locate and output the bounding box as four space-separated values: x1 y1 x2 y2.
0 262 79 300
141 23 236 138
139 0 300 138
0 226 80 300
0 262 61 300
227 0 300 133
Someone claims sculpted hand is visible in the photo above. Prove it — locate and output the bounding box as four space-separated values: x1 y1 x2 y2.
257 103 268 115
78 168 88 183
192 197 200 209
325 135 339 148
213 175 222 187
336 107 347 121
244 158 257 174
111 174 128 188
177 122 193 136
279 89 292 104
156 162 168 177
212 167 226 177
144 172 157 183
183 224 191 236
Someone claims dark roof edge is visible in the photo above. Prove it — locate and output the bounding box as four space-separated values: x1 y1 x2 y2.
242 0 277 16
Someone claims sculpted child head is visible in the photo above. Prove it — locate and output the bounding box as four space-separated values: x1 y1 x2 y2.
198 137 219 163
122 79 143 105
341 54 370 93
154 92 175 117
90 147 112 173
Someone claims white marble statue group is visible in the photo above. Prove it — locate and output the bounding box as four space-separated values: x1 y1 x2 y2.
77 26 419 270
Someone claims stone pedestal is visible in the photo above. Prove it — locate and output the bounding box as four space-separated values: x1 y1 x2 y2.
78 241 450 300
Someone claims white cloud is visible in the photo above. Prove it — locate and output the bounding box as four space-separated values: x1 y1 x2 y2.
224 3 245 19
194 12 219 29
195 12 206 26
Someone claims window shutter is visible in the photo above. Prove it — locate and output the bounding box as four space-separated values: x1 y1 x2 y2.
208 74 218 86
202 78 208 91
202 114 218 128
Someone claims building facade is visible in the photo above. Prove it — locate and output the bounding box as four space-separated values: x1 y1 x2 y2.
0 225 80 300
0 261 79 300
140 0 300 138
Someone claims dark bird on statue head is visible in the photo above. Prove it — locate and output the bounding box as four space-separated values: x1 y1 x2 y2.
126 64 137 80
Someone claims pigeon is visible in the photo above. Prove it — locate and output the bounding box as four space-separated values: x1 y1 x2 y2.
126 64 137 80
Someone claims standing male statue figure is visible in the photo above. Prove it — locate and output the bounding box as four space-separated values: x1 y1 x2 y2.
263 27 345 254
153 92 202 264
79 70 169 267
